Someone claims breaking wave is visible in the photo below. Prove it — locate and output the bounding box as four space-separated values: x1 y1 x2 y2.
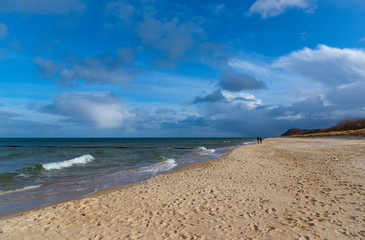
138 157 177 174
42 154 94 170
197 146 216 155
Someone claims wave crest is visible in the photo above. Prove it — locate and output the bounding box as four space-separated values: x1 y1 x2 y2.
42 154 94 170
197 146 216 155
139 157 177 174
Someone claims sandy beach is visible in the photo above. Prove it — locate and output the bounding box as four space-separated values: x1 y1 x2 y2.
1 137 364 239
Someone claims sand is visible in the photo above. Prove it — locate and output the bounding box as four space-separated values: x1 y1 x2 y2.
1 137 364 239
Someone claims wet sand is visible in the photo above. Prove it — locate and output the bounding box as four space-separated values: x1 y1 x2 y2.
1 137 364 239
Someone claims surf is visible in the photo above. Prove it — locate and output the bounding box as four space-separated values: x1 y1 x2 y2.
197 146 216 155
42 154 94 170
138 157 177 174
0 184 42 196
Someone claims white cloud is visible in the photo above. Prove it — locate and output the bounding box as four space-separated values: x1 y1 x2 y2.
0 23 8 39
275 112 304 120
229 45 365 98
249 0 316 18
192 44 365 136
273 44 365 85
45 92 134 129
227 44 365 111
193 88 264 110
230 44 365 110
222 91 263 110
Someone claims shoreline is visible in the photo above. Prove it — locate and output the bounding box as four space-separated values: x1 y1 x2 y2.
0 143 239 221
1 137 364 239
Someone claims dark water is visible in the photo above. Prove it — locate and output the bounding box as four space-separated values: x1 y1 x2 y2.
0 138 254 215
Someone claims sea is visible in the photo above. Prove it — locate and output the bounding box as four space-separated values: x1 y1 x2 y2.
0 138 254 216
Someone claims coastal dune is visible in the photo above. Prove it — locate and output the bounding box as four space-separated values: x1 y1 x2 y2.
1 137 364 239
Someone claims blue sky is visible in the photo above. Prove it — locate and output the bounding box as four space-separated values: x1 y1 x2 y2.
1 0 365 137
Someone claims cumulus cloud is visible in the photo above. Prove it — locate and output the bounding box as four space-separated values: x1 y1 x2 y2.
269 96 322 120
61 49 136 86
0 23 8 39
193 90 225 104
35 49 137 86
103 1 205 64
190 91 364 137
188 89 272 136
274 44 365 85
219 69 266 91
269 96 365 124
249 0 316 18
155 107 176 115
59 65 134 86
137 16 202 60
273 44 365 109
194 89 263 110
188 44 365 136
43 92 134 129
326 83 365 109
0 0 85 14
35 57 62 78
193 68 266 105
222 91 263 109
229 44 365 109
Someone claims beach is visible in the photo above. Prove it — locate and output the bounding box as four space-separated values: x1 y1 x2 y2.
1 137 364 239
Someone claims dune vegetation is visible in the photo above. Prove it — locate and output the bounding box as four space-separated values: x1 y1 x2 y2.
281 118 365 137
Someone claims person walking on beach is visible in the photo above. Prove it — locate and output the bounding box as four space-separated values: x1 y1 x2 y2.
257 136 260 144
259 136 263 144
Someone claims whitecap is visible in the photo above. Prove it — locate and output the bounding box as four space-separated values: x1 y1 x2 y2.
138 158 177 174
197 146 216 155
42 154 94 170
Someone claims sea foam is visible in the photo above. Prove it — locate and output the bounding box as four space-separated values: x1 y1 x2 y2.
139 158 177 174
0 184 42 195
42 154 94 170
197 146 216 155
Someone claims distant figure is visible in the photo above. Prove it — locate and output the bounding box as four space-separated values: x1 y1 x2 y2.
260 136 263 144
257 136 260 144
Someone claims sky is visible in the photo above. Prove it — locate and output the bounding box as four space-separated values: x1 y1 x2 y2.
0 0 365 137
